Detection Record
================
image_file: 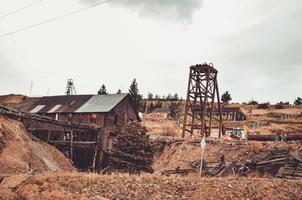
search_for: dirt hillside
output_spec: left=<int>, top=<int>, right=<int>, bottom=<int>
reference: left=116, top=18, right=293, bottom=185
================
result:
left=0, top=115, right=75, bottom=174
left=0, top=94, right=39, bottom=112
left=152, top=138, right=253, bottom=172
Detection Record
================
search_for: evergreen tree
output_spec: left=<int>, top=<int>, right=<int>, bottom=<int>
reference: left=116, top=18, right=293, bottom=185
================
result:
left=166, top=93, right=173, bottom=100
left=169, top=100, right=182, bottom=120
left=98, top=84, right=108, bottom=95
left=294, top=97, right=302, bottom=105
left=248, top=99, right=258, bottom=105
left=173, top=93, right=179, bottom=100
left=147, top=92, right=153, bottom=100
left=221, top=91, right=232, bottom=103
left=128, top=79, right=142, bottom=111
left=108, top=122, right=154, bottom=173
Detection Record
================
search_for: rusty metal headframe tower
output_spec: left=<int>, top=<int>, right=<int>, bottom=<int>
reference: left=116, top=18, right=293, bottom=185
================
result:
left=65, top=79, right=77, bottom=95
left=182, top=63, right=223, bottom=138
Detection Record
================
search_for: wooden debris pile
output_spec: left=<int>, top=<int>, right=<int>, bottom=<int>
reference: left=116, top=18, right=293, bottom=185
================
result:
left=220, top=147, right=302, bottom=179
left=204, top=155, right=226, bottom=176
left=249, top=148, right=289, bottom=175
left=160, top=143, right=302, bottom=179
left=276, top=152, right=302, bottom=179
left=106, top=122, right=154, bottom=173
left=161, top=167, right=197, bottom=176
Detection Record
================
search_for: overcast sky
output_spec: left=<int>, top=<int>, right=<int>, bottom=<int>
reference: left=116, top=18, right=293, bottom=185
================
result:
left=0, top=0, right=301, bottom=103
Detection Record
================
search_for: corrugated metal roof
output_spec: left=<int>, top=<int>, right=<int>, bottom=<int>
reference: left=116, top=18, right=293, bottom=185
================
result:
left=75, top=94, right=128, bottom=113
left=27, top=95, right=93, bottom=113
left=26, top=94, right=129, bottom=114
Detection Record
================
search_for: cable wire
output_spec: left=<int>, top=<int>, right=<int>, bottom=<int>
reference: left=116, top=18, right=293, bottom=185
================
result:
left=0, top=0, right=110, bottom=39
left=0, top=0, right=44, bottom=20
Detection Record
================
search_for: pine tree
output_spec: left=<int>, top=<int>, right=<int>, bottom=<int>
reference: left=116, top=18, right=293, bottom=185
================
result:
left=166, top=93, right=173, bottom=100
left=294, top=97, right=302, bottom=105
left=128, top=79, right=142, bottom=111
left=221, top=91, right=232, bottom=103
left=98, top=84, right=108, bottom=95
left=169, top=100, right=182, bottom=120
left=108, top=122, right=154, bottom=173
left=147, top=92, right=153, bottom=100
left=173, top=93, right=179, bottom=100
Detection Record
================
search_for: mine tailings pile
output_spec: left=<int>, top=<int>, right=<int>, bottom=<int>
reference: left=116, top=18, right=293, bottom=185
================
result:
left=0, top=115, right=75, bottom=173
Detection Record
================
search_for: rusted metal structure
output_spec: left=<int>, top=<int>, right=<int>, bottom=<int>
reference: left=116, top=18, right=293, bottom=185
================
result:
left=182, top=63, right=223, bottom=138
left=65, top=79, right=76, bottom=95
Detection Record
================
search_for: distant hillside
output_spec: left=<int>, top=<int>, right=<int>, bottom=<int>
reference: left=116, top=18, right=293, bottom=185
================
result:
left=0, top=94, right=39, bottom=112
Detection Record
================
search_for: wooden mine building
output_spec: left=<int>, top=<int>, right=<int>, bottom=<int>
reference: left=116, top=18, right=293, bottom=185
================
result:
left=22, top=93, right=139, bottom=170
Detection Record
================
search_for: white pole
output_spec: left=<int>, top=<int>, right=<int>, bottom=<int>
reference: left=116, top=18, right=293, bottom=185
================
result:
left=200, top=148, right=204, bottom=176
left=29, top=80, right=33, bottom=97
left=200, top=136, right=206, bottom=177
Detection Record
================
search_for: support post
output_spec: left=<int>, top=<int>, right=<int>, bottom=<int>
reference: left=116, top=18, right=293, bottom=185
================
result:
left=70, top=130, right=74, bottom=161
left=182, top=68, right=193, bottom=138
left=215, top=77, right=223, bottom=137
left=92, top=129, right=101, bottom=171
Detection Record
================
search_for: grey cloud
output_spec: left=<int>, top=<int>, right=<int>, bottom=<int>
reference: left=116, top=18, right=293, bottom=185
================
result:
left=220, top=4, right=302, bottom=68
left=215, top=6, right=302, bottom=103
left=81, top=0, right=202, bottom=22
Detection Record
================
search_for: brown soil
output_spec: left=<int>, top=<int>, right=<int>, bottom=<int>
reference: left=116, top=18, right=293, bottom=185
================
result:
left=0, top=172, right=301, bottom=200
left=153, top=139, right=254, bottom=172
left=152, top=138, right=302, bottom=175
left=0, top=115, right=75, bottom=174
left=0, top=94, right=39, bottom=112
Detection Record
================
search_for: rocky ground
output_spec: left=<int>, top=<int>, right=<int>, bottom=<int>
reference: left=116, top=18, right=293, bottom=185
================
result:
left=0, top=96, right=302, bottom=199
left=0, top=172, right=302, bottom=200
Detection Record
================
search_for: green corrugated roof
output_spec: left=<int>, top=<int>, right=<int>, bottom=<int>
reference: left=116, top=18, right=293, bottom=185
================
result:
left=75, top=93, right=128, bottom=113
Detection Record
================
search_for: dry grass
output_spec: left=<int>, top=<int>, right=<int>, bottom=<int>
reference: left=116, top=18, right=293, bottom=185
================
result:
left=1, top=172, right=302, bottom=200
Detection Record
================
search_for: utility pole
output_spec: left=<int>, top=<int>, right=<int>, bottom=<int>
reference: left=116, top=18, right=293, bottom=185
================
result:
left=29, top=80, right=33, bottom=96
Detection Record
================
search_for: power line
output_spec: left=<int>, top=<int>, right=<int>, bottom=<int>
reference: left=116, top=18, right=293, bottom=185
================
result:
left=0, top=0, right=110, bottom=39
left=0, top=0, right=44, bottom=20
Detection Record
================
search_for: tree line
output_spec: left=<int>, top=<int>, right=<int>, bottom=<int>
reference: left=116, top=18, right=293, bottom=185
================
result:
left=220, top=91, right=301, bottom=106
left=97, top=82, right=302, bottom=113
left=97, top=79, right=183, bottom=119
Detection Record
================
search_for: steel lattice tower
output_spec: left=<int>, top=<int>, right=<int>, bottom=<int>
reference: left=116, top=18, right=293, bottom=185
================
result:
left=182, top=63, right=223, bottom=138
left=65, top=79, right=77, bottom=95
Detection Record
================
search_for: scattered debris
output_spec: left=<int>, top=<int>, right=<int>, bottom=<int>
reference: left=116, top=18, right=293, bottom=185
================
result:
left=215, top=145, right=302, bottom=179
